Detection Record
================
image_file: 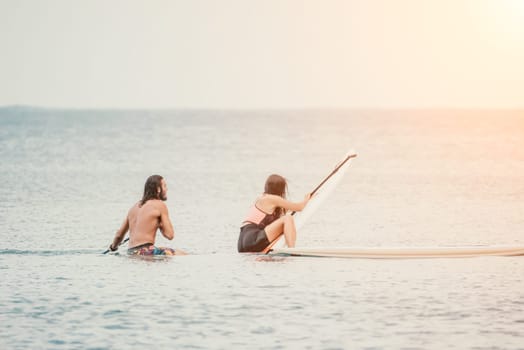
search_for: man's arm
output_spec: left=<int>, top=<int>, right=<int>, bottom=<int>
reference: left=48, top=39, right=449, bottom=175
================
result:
left=109, top=216, right=129, bottom=251
left=158, top=203, right=175, bottom=240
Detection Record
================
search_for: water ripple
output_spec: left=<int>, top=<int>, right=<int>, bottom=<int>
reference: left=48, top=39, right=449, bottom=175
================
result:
left=0, top=249, right=101, bottom=256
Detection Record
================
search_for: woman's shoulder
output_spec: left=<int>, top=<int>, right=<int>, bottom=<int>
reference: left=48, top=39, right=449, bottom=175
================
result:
left=258, top=194, right=284, bottom=204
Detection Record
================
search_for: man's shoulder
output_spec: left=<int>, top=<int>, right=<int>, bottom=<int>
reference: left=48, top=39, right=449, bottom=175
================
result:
left=129, top=201, right=141, bottom=212
left=146, top=199, right=167, bottom=209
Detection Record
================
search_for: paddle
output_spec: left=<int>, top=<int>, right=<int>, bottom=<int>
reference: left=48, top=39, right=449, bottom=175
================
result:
left=262, top=152, right=357, bottom=254
left=102, top=237, right=129, bottom=254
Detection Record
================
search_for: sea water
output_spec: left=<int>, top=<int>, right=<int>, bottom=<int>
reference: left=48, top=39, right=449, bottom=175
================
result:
left=1, top=108, right=523, bottom=349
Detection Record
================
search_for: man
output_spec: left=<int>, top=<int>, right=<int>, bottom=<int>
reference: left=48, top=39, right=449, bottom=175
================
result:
left=109, top=175, right=186, bottom=255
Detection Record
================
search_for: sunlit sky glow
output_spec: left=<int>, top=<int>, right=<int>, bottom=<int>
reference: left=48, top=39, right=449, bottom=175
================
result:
left=0, top=0, right=523, bottom=109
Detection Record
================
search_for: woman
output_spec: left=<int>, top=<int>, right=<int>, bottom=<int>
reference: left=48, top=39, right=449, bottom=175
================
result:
left=238, top=174, right=311, bottom=253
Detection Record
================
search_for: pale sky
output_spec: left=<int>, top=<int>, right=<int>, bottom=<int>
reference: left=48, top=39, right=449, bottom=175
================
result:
left=1, top=0, right=523, bottom=109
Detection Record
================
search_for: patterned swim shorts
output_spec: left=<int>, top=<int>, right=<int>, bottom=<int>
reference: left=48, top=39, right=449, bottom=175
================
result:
left=127, top=243, right=175, bottom=256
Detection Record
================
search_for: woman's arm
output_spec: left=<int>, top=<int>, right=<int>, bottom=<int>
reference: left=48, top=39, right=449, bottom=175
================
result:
left=270, top=193, right=311, bottom=212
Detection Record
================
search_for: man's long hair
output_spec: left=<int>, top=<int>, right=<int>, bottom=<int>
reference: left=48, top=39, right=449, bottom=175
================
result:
left=140, top=175, right=164, bottom=206
left=264, top=174, right=288, bottom=217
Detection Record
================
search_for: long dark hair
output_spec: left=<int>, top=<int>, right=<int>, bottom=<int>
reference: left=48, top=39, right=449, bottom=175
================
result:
left=140, top=175, right=164, bottom=206
left=264, top=174, right=287, bottom=217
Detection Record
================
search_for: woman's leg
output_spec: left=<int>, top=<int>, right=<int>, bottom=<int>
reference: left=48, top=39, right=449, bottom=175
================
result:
left=264, top=214, right=297, bottom=247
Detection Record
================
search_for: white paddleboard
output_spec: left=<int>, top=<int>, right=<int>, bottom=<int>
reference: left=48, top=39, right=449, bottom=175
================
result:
left=272, top=246, right=524, bottom=259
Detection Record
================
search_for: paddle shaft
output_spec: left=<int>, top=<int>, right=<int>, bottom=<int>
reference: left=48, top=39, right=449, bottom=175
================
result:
left=102, top=237, right=129, bottom=254
left=312, top=154, right=357, bottom=193
left=263, top=153, right=357, bottom=254
left=291, top=153, right=356, bottom=215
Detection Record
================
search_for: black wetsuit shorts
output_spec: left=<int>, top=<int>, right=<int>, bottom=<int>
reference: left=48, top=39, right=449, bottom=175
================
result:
left=237, top=224, right=271, bottom=252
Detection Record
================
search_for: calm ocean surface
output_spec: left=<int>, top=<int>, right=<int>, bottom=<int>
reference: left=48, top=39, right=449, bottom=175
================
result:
left=1, top=108, right=523, bottom=349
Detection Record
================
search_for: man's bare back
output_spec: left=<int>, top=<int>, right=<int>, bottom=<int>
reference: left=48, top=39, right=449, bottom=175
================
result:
left=127, top=199, right=173, bottom=248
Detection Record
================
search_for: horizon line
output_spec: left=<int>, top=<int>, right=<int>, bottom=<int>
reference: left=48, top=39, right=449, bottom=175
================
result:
left=1, top=104, right=524, bottom=112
